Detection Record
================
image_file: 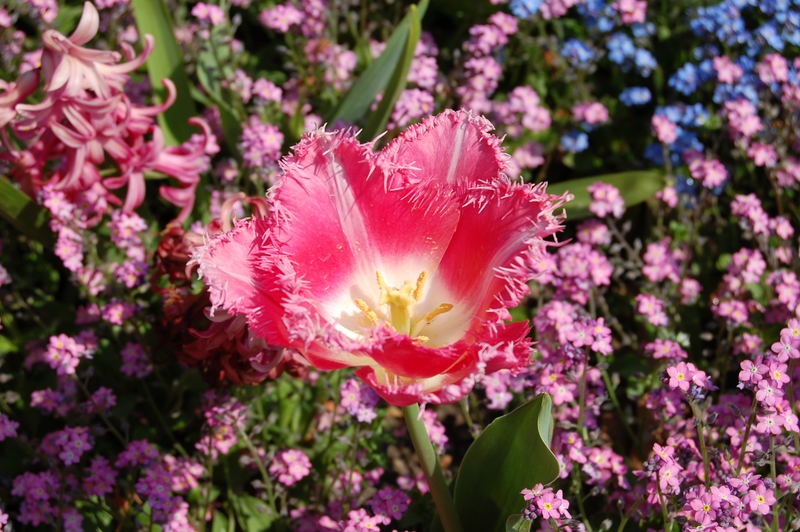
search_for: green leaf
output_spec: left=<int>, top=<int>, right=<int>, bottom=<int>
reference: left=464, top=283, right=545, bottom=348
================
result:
left=329, top=0, right=428, bottom=127
left=547, top=170, right=665, bottom=220
left=506, top=515, right=532, bottom=532
left=359, top=3, right=422, bottom=141
left=454, top=394, right=559, bottom=532
left=0, top=176, right=52, bottom=244
left=54, top=4, right=83, bottom=34
left=232, top=494, right=277, bottom=530
left=131, top=0, right=197, bottom=145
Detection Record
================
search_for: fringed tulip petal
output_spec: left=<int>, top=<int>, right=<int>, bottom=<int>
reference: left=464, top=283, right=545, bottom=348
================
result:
left=193, top=218, right=267, bottom=314
left=378, top=109, right=509, bottom=188
left=197, top=110, right=567, bottom=405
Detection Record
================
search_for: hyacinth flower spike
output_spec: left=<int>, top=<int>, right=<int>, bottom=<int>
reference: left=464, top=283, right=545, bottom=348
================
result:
left=197, top=110, right=568, bottom=406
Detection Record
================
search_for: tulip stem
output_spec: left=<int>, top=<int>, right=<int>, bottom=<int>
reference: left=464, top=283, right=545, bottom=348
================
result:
left=403, top=404, right=463, bottom=532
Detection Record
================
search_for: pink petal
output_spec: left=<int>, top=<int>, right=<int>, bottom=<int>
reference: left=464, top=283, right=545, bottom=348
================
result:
left=378, top=109, right=508, bottom=188
left=437, top=180, right=567, bottom=324
left=193, top=218, right=268, bottom=314
left=362, top=328, right=467, bottom=379
left=70, top=2, right=100, bottom=46
left=272, top=129, right=460, bottom=308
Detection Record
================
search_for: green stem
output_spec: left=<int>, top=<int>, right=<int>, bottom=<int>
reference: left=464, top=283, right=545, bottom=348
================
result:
left=689, top=402, right=711, bottom=489
left=656, top=474, right=672, bottom=531
left=735, top=395, right=758, bottom=476
left=617, top=495, right=644, bottom=532
left=142, top=381, right=188, bottom=457
left=238, top=428, right=278, bottom=515
left=576, top=363, right=589, bottom=442
left=770, top=436, right=779, bottom=532
left=599, top=367, right=638, bottom=445
left=571, top=466, right=594, bottom=532
left=402, top=404, right=463, bottom=532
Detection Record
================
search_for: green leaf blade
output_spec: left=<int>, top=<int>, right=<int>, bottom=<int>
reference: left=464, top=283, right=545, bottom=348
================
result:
left=548, top=169, right=665, bottom=220
left=454, top=393, right=560, bottom=532
left=131, top=0, right=197, bottom=145
left=329, top=0, right=428, bottom=128
left=0, top=176, right=51, bottom=244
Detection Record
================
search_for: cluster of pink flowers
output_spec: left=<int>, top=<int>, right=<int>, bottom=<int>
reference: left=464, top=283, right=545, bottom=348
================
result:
left=520, top=483, right=571, bottom=522
left=340, top=378, right=380, bottom=423
left=196, top=391, right=247, bottom=458
left=0, top=2, right=215, bottom=224
left=587, top=182, right=625, bottom=218
left=457, top=13, right=519, bottom=112
left=270, top=449, right=312, bottom=486
left=41, top=331, right=96, bottom=376
left=239, top=115, right=284, bottom=173
left=651, top=114, right=678, bottom=144
left=572, top=101, right=609, bottom=125
left=713, top=55, right=744, bottom=83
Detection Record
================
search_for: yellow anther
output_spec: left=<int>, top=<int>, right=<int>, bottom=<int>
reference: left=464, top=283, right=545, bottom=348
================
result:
left=422, top=303, right=453, bottom=323
left=354, top=298, right=379, bottom=326
left=413, top=271, right=427, bottom=301
left=415, top=335, right=430, bottom=344
left=376, top=271, right=388, bottom=293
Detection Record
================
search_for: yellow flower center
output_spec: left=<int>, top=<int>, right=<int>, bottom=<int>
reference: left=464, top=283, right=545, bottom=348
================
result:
left=353, top=271, right=453, bottom=342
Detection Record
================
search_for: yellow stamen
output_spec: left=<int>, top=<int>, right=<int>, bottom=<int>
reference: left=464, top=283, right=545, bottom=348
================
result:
left=422, top=303, right=454, bottom=323
left=354, top=298, right=379, bottom=326
left=355, top=270, right=454, bottom=341
left=376, top=271, right=388, bottom=293
left=413, top=271, right=427, bottom=301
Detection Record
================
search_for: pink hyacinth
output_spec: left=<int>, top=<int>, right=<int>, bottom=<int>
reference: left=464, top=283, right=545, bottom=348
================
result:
left=0, top=2, right=213, bottom=222
left=195, top=110, right=568, bottom=405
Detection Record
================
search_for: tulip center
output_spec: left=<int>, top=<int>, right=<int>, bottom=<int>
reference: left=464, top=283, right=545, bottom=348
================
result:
left=353, top=271, right=453, bottom=341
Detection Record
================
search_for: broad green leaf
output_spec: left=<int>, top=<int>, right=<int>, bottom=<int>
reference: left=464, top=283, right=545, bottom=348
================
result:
left=54, top=4, right=83, bottom=33
left=360, top=3, right=422, bottom=141
left=454, top=394, right=560, bottom=532
left=232, top=494, right=277, bottom=530
left=506, top=515, right=532, bottom=532
left=547, top=169, right=665, bottom=220
left=131, top=0, right=197, bottom=145
left=0, top=176, right=51, bottom=243
left=329, top=0, right=429, bottom=127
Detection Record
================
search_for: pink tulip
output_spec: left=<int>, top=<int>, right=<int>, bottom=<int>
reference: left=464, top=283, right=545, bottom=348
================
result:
left=195, top=110, right=568, bottom=404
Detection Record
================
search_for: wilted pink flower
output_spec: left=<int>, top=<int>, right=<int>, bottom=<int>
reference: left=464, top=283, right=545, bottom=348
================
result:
left=196, top=110, right=567, bottom=405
